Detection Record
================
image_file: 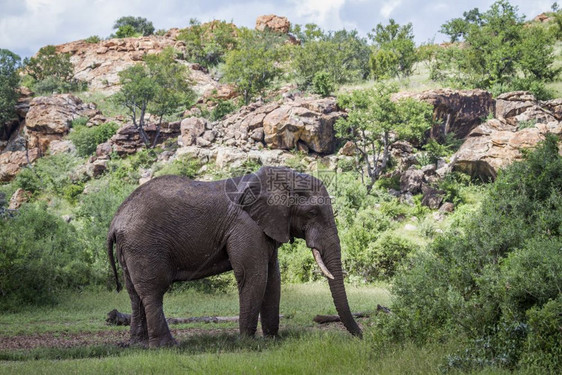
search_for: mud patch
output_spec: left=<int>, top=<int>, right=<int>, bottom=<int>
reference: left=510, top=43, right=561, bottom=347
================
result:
left=0, top=327, right=239, bottom=351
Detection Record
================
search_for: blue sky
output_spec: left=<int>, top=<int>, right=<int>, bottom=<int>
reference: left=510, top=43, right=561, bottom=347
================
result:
left=0, top=0, right=553, bottom=58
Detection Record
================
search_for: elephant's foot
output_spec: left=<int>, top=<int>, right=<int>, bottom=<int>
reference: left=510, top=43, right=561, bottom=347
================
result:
left=129, top=337, right=149, bottom=348
left=148, top=334, right=178, bottom=348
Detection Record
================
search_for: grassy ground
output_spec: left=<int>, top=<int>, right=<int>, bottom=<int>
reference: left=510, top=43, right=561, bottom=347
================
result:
left=0, top=283, right=518, bottom=374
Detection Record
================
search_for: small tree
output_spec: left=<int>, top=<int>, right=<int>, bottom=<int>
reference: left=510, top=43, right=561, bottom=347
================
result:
left=368, top=19, right=417, bottom=79
left=114, top=48, right=194, bottom=147
left=223, top=29, right=286, bottom=104
left=335, top=85, right=433, bottom=190
left=291, top=27, right=370, bottom=89
left=0, top=49, right=20, bottom=125
left=439, top=8, right=482, bottom=42
left=23, top=45, right=84, bottom=94
left=177, top=18, right=239, bottom=68
left=113, top=16, right=154, bottom=37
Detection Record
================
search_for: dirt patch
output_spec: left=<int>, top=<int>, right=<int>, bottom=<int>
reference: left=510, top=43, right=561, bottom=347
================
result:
left=0, top=327, right=239, bottom=351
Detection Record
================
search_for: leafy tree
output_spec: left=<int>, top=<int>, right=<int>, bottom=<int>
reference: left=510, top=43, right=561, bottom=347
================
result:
left=24, top=45, right=73, bottom=82
left=23, top=45, right=85, bottom=94
left=433, top=0, right=558, bottom=98
left=113, top=16, right=154, bottom=37
left=177, top=18, right=239, bottom=68
left=369, top=19, right=417, bottom=79
left=223, top=29, right=286, bottom=104
left=335, top=85, right=433, bottom=190
left=291, top=27, right=370, bottom=89
left=114, top=48, right=195, bottom=147
left=289, top=23, right=324, bottom=43
left=115, top=25, right=140, bottom=38
left=439, top=8, right=482, bottom=42
left=0, top=49, right=20, bottom=125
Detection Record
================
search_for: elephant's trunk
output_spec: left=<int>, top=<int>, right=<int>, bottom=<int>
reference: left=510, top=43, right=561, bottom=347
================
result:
left=319, top=236, right=362, bottom=338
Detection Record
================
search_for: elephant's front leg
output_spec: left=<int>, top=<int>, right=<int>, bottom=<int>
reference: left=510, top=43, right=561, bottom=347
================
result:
left=227, top=235, right=269, bottom=337
left=260, top=254, right=281, bottom=337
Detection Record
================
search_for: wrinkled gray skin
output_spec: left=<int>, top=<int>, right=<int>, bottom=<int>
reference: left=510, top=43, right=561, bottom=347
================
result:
left=107, top=166, right=362, bottom=348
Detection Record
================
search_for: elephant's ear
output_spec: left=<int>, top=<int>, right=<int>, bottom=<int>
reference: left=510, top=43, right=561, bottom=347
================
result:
left=240, top=166, right=292, bottom=244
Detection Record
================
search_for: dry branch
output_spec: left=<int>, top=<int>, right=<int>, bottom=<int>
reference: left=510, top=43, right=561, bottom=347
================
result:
left=106, top=309, right=283, bottom=326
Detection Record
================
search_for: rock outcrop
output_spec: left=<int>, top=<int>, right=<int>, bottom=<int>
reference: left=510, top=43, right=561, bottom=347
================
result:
left=393, top=89, right=494, bottom=139
left=54, top=35, right=226, bottom=96
left=453, top=92, right=562, bottom=179
left=25, top=94, right=101, bottom=152
left=255, top=15, right=290, bottom=33
left=55, top=36, right=184, bottom=94
left=111, top=121, right=181, bottom=155
left=0, top=148, right=40, bottom=182
left=217, top=96, right=343, bottom=154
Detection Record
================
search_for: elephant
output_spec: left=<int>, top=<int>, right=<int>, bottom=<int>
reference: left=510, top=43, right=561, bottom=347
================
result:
left=107, top=166, right=362, bottom=348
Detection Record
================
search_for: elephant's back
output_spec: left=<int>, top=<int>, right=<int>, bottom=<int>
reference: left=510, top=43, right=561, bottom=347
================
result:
left=110, top=175, right=229, bottom=233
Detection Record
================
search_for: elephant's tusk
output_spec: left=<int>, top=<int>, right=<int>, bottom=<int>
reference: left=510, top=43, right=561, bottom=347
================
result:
left=312, top=249, right=334, bottom=280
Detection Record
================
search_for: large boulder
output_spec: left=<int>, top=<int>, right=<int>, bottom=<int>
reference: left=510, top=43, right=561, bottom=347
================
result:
left=179, top=117, right=208, bottom=146
left=0, top=148, right=41, bottom=182
left=495, top=91, right=557, bottom=126
left=453, top=118, right=562, bottom=180
left=392, top=89, right=494, bottom=139
left=255, top=15, right=290, bottom=33
left=25, top=94, right=101, bottom=152
left=214, top=96, right=343, bottom=154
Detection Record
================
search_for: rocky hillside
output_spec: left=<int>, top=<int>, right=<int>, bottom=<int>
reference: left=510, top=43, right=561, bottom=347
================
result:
left=2, top=14, right=562, bottom=205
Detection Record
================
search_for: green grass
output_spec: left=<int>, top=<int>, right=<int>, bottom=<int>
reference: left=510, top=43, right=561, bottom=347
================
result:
left=0, top=284, right=523, bottom=374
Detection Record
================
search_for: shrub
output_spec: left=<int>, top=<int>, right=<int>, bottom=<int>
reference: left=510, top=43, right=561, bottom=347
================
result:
left=177, top=19, right=239, bottom=68
left=521, top=296, right=562, bottom=372
left=68, top=121, right=118, bottom=157
left=0, top=203, right=92, bottom=309
left=113, top=16, right=154, bottom=37
left=210, top=100, right=237, bottom=121
left=23, top=45, right=86, bottom=94
left=76, top=180, right=137, bottom=283
left=291, top=28, right=370, bottom=89
left=153, top=155, right=201, bottom=178
left=381, top=136, right=562, bottom=371
left=311, top=71, right=335, bottom=97
left=14, top=153, right=83, bottom=196
left=84, top=35, right=101, bottom=43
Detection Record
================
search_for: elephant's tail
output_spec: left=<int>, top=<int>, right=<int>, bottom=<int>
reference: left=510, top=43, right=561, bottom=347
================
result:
left=107, top=229, right=122, bottom=292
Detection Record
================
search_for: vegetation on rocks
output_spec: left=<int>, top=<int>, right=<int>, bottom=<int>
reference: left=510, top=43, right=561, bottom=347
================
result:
left=0, top=49, right=20, bottom=125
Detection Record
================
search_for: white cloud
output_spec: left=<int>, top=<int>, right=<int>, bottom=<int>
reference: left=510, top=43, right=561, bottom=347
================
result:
left=380, top=0, right=402, bottom=18
left=289, top=0, right=347, bottom=28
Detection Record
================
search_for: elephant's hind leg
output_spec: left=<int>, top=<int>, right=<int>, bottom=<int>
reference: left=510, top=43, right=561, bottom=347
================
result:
left=124, top=269, right=149, bottom=346
left=141, top=291, right=177, bottom=348
left=125, top=254, right=176, bottom=348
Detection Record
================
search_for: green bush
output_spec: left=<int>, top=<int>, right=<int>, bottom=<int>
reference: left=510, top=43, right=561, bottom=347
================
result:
left=210, top=100, right=237, bottom=121
left=311, top=71, right=335, bottom=97
left=76, top=180, right=137, bottom=282
left=0, top=203, right=92, bottom=310
left=381, top=135, right=562, bottom=371
left=68, top=121, right=118, bottom=157
left=153, top=155, right=201, bottom=178
left=521, top=296, right=562, bottom=372
left=14, top=153, right=83, bottom=196
left=84, top=35, right=101, bottom=43
left=23, top=45, right=86, bottom=94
